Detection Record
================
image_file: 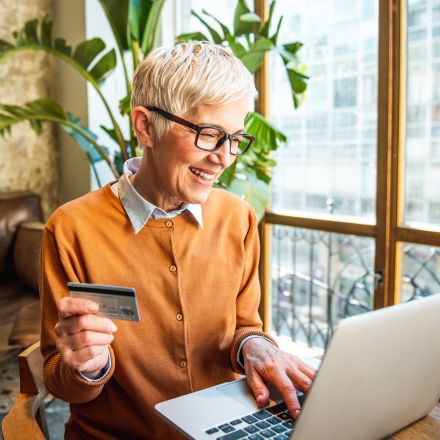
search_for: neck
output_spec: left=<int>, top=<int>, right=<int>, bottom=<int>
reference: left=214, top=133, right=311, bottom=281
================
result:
left=132, top=155, right=182, bottom=212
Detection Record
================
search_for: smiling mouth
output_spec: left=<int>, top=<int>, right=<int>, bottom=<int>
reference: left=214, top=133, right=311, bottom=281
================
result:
left=189, top=167, right=216, bottom=182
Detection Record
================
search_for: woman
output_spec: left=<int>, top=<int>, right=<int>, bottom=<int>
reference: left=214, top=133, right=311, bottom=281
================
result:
left=40, top=42, right=315, bottom=439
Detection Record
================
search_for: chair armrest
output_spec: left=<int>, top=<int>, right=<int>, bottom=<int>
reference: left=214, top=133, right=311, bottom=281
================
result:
left=2, top=393, right=47, bottom=440
left=1, top=342, right=49, bottom=439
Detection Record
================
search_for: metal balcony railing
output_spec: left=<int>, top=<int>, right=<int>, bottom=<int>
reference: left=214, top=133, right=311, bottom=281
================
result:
left=270, top=225, right=440, bottom=349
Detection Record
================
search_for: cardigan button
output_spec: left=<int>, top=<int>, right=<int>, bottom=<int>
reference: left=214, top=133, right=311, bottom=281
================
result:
left=179, top=360, right=187, bottom=368
left=169, top=265, right=177, bottom=272
left=176, top=313, right=183, bottom=321
left=165, top=220, right=173, bottom=227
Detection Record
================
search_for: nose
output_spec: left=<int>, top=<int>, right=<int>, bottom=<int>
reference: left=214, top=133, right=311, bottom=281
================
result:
left=207, top=137, right=235, bottom=168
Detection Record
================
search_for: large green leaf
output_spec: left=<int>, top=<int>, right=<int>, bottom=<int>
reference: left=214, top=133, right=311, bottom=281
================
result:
left=201, top=9, right=231, bottom=39
left=270, top=16, right=283, bottom=45
left=129, top=0, right=152, bottom=43
left=233, top=0, right=254, bottom=36
left=73, top=38, right=106, bottom=70
left=191, top=10, right=222, bottom=44
left=89, top=49, right=117, bottom=84
left=0, top=99, right=65, bottom=135
left=245, top=111, right=287, bottom=153
left=279, top=42, right=303, bottom=62
left=240, top=50, right=266, bottom=73
left=140, top=0, right=166, bottom=55
left=65, top=114, right=109, bottom=163
left=227, top=165, right=269, bottom=221
left=119, top=94, right=132, bottom=115
left=0, top=99, right=117, bottom=175
left=275, top=43, right=309, bottom=108
left=238, top=37, right=273, bottom=73
left=98, top=0, right=130, bottom=52
left=226, top=35, right=247, bottom=58
left=0, top=16, right=116, bottom=86
left=260, top=0, right=276, bottom=38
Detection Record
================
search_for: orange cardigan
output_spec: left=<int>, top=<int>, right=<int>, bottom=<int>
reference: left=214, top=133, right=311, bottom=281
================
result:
left=40, top=184, right=275, bottom=439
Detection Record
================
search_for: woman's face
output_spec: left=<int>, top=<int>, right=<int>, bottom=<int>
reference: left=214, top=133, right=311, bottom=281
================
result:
left=140, top=99, right=250, bottom=211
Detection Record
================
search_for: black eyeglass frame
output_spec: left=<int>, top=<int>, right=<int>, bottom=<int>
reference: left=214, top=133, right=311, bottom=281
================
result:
left=146, top=106, right=255, bottom=156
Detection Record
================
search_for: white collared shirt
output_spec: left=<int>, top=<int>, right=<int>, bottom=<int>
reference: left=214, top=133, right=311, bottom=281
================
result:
left=110, top=157, right=203, bottom=233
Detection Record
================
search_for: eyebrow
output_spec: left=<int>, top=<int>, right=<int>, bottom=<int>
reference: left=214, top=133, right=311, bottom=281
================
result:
left=196, top=122, right=246, bottom=134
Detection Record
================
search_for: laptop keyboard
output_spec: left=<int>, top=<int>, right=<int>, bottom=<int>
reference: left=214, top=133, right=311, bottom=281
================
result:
left=204, top=398, right=302, bottom=440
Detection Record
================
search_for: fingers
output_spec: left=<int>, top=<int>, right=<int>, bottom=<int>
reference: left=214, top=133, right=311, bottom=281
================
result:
left=246, top=370, right=270, bottom=407
left=298, top=361, right=317, bottom=381
left=55, top=297, right=117, bottom=375
left=56, top=313, right=116, bottom=336
left=60, top=330, right=114, bottom=350
left=268, top=371, right=302, bottom=419
left=58, top=296, right=99, bottom=318
left=286, top=367, right=313, bottom=393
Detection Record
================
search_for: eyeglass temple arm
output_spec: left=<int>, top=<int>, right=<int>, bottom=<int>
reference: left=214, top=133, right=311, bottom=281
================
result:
left=146, top=106, right=200, bottom=132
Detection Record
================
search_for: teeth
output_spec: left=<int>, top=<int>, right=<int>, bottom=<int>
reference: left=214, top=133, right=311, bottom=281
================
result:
left=190, top=167, right=215, bottom=181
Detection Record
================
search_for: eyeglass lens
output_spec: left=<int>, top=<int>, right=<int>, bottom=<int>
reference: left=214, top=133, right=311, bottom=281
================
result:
left=197, top=127, right=250, bottom=155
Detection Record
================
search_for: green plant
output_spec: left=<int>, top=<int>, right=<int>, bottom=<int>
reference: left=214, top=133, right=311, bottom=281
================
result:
left=0, top=0, right=165, bottom=179
left=177, top=0, right=308, bottom=217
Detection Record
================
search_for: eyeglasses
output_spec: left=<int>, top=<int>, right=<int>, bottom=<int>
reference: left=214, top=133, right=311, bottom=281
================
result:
left=146, top=106, right=255, bottom=156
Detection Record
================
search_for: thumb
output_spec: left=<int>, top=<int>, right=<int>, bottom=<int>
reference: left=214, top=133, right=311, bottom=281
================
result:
left=246, top=370, right=270, bottom=407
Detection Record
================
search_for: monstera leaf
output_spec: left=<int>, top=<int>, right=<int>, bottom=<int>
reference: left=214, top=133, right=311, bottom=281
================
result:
left=0, top=17, right=116, bottom=85
left=0, top=16, right=129, bottom=159
left=0, top=99, right=118, bottom=177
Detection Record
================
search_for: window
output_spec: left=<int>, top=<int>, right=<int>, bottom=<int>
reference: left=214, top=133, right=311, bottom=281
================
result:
left=263, top=0, right=440, bottom=348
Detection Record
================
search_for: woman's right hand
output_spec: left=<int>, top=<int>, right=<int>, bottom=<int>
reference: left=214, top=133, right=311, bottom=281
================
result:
left=55, top=297, right=117, bottom=378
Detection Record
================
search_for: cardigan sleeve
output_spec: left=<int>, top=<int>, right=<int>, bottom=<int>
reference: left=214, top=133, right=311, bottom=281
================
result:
left=39, top=226, right=115, bottom=404
left=229, top=209, right=279, bottom=373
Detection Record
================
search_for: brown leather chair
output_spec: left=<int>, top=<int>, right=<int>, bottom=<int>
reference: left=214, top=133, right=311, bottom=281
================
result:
left=0, top=192, right=44, bottom=347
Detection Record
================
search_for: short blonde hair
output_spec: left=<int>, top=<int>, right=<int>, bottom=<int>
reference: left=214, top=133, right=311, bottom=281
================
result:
left=131, top=41, right=258, bottom=140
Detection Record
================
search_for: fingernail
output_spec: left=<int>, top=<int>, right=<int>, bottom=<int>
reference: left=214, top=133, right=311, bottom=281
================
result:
left=257, top=395, right=263, bottom=406
left=88, top=303, right=99, bottom=312
left=111, top=324, right=117, bottom=332
left=295, top=409, right=301, bottom=419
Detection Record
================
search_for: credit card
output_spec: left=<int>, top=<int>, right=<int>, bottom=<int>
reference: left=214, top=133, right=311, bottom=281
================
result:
left=67, top=282, right=141, bottom=321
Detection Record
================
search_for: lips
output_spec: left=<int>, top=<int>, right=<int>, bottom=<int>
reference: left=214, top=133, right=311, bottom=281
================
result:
left=189, top=166, right=216, bottom=182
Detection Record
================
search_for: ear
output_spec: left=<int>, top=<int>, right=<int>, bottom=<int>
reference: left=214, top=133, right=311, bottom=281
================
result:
left=131, top=106, right=155, bottom=149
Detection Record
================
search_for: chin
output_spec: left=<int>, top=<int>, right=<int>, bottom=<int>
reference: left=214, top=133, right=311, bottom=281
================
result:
left=185, top=188, right=212, bottom=205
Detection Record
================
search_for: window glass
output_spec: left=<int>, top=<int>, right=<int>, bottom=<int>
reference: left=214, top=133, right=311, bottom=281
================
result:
left=269, top=1, right=379, bottom=222
left=404, top=0, right=440, bottom=230
left=400, top=243, right=440, bottom=301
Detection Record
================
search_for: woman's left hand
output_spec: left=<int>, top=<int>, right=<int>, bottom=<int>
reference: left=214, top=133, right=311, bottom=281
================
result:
left=242, top=338, right=317, bottom=420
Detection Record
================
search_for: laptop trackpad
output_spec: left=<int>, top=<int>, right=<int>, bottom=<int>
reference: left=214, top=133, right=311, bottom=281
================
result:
left=217, top=379, right=283, bottom=409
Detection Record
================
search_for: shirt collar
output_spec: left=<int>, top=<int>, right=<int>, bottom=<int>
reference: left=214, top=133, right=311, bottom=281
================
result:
left=118, top=157, right=203, bottom=234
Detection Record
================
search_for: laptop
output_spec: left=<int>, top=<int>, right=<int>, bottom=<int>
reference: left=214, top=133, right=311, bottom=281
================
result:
left=156, top=294, right=440, bottom=440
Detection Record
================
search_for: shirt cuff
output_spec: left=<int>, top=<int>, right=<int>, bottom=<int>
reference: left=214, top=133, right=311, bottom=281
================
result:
left=79, top=350, right=111, bottom=382
left=236, top=335, right=277, bottom=369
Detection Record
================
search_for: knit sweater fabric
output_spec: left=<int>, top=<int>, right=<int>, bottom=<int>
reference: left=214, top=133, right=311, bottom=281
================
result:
left=40, top=183, right=277, bottom=439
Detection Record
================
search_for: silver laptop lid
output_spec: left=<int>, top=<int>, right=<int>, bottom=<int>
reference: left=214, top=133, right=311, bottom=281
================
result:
left=292, top=293, right=440, bottom=440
